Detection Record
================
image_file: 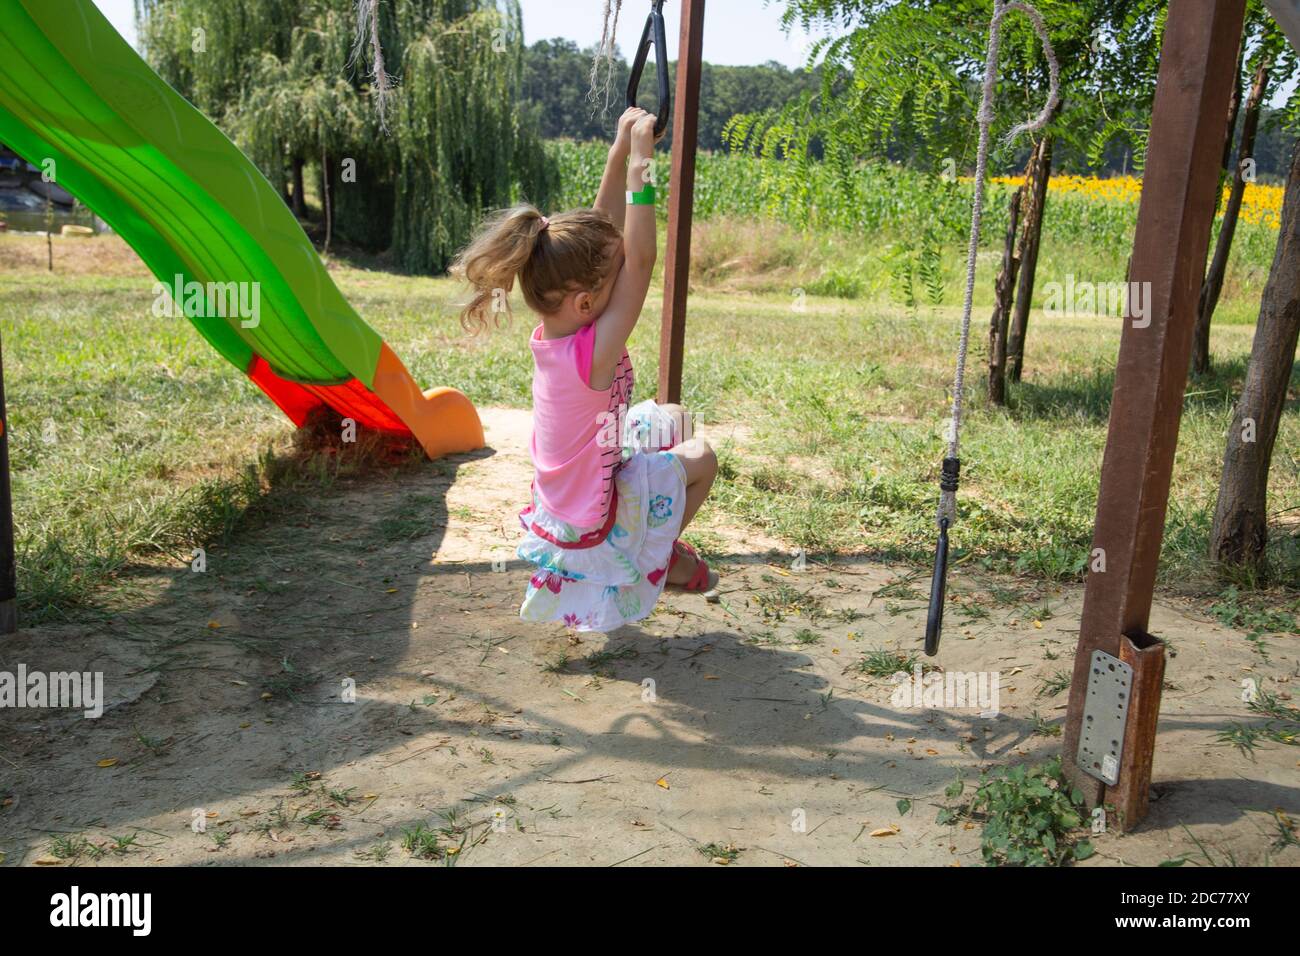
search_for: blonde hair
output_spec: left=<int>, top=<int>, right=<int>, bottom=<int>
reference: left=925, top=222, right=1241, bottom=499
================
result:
left=450, top=204, right=622, bottom=333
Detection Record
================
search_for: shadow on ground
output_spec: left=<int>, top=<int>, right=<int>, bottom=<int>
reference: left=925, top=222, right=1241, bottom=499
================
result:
left=1, top=409, right=1296, bottom=867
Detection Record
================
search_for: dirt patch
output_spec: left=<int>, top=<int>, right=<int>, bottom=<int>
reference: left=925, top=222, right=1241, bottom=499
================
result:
left=0, top=233, right=149, bottom=276
left=0, top=407, right=1296, bottom=867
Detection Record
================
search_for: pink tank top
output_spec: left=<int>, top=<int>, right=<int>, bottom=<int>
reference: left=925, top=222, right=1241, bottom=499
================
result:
left=529, top=318, right=634, bottom=526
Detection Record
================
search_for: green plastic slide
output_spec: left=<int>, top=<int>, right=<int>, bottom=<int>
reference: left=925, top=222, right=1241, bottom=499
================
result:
left=0, top=0, right=483, bottom=459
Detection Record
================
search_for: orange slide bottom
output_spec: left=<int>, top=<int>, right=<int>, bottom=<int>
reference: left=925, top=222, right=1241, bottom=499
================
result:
left=371, top=343, right=485, bottom=460
left=246, top=344, right=485, bottom=461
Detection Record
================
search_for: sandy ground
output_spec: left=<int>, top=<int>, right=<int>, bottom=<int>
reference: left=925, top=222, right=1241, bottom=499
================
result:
left=0, top=408, right=1296, bottom=867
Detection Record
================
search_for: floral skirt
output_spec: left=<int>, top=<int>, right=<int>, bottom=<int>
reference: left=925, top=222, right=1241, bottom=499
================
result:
left=517, top=401, right=686, bottom=632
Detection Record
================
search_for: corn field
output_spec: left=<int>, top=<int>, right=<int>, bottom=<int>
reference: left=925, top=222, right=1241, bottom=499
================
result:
left=542, top=140, right=1281, bottom=323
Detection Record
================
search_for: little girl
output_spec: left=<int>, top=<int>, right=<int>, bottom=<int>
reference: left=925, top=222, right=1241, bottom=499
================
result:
left=451, top=107, right=719, bottom=632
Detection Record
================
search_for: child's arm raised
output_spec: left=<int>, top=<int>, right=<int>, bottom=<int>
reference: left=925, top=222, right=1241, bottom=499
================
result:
left=592, top=113, right=659, bottom=377
left=594, top=108, right=645, bottom=233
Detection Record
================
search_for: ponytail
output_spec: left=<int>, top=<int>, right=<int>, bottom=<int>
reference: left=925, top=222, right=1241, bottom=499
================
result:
left=450, top=205, right=549, bottom=334
left=450, top=204, right=622, bottom=334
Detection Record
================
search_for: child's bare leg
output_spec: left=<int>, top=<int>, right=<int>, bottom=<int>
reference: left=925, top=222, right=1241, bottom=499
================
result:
left=665, top=437, right=717, bottom=585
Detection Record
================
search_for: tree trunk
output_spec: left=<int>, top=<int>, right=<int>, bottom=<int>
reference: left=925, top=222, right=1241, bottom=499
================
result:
left=1215, top=40, right=1244, bottom=201
left=44, top=193, right=52, bottom=272
left=321, top=147, right=333, bottom=255
left=988, top=187, right=1023, bottom=406
left=1209, top=139, right=1300, bottom=567
left=1006, top=135, right=1053, bottom=384
left=1192, top=56, right=1269, bottom=376
left=292, top=156, right=306, bottom=218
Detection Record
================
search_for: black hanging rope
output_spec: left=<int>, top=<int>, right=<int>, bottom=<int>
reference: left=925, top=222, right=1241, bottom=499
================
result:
left=924, top=457, right=960, bottom=656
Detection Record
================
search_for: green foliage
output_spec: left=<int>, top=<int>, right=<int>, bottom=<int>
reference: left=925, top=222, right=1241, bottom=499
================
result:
left=1218, top=680, right=1300, bottom=756
left=938, top=757, right=1096, bottom=866
left=137, top=0, right=553, bottom=272
left=857, top=648, right=918, bottom=677
left=1210, top=586, right=1299, bottom=639
left=730, top=0, right=1106, bottom=174
left=401, top=823, right=445, bottom=860
left=522, top=39, right=820, bottom=152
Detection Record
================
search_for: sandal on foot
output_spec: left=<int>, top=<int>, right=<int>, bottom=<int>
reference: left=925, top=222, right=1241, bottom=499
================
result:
left=666, top=540, right=719, bottom=595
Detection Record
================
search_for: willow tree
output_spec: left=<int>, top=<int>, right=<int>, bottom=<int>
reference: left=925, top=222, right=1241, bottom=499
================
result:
left=235, top=9, right=368, bottom=226
left=391, top=0, right=554, bottom=272
left=136, top=0, right=552, bottom=272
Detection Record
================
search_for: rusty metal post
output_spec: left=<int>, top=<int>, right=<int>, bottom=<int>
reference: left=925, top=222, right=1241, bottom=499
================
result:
left=1061, top=0, right=1245, bottom=828
left=657, top=0, right=705, bottom=405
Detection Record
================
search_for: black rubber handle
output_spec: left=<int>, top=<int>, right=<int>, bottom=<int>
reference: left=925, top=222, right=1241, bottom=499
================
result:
left=924, top=516, right=950, bottom=657
left=626, top=0, right=671, bottom=138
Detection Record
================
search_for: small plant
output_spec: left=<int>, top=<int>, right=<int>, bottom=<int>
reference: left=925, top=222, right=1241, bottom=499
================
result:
left=1250, top=687, right=1300, bottom=722
left=1218, top=721, right=1296, bottom=756
left=289, top=771, right=319, bottom=794
left=1270, top=810, right=1298, bottom=852
left=805, top=265, right=865, bottom=299
left=874, top=578, right=924, bottom=602
left=1163, top=824, right=1240, bottom=867
left=583, top=646, right=637, bottom=673
left=754, top=580, right=825, bottom=622
left=1217, top=723, right=1264, bottom=757
left=401, top=824, right=444, bottom=861
left=956, top=602, right=990, bottom=622
left=328, top=787, right=357, bottom=808
left=49, top=834, right=95, bottom=861
left=134, top=729, right=167, bottom=756
left=857, top=647, right=918, bottom=677
left=792, top=628, right=822, bottom=646
left=1210, top=587, right=1298, bottom=663
left=937, top=757, right=1095, bottom=866
left=249, top=801, right=293, bottom=837
left=1217, top=683, right=1300, bottom=757
left=698, top=842, right=742, bottom=865
left=264, top=657, right=316, bottom=701
left=108, top=833, right=140, bottom=855
left=1036, top=670, right=1071, bottom=698
left=1030, top=711, right=1062, bottom=737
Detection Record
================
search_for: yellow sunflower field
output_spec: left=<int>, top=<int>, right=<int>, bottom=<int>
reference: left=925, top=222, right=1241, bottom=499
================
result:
left=990, top=174, right=1284, bottom=229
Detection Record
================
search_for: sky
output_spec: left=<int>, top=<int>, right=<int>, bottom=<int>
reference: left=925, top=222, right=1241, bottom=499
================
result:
left=517, top=0, right=824, bottom=67
left=90, top=0, right=825, bottom=68
left=86, top=0, right=1298, bottom=106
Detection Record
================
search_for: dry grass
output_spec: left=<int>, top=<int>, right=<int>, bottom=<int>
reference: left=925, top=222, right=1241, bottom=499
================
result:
left=0, top=232, right=150, bottom=276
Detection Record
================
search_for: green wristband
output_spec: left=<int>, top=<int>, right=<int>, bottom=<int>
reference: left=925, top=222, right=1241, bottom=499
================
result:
left=626, top=184, right=656, bottom=205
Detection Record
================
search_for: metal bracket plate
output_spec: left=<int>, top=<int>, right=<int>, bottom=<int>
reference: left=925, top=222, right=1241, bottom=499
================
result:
left=1077, top=650, right=1133, bottom=786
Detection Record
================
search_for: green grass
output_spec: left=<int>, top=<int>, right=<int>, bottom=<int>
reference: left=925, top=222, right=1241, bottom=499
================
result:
left=857, top=648, right=918, bottom=677
left=1, top=218, right=1296, bottom=623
